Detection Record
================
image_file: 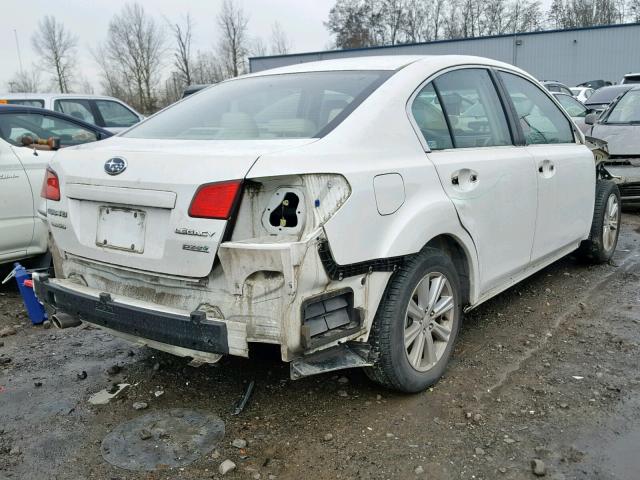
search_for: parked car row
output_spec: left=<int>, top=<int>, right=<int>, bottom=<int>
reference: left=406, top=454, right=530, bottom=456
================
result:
left=0, top=93, right=143, bottom=134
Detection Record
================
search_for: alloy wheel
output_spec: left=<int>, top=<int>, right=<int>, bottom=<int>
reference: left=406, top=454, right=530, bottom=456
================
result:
left=603, top=193, right=619, bottom=252
left=403, top=272, right=455, bottom=372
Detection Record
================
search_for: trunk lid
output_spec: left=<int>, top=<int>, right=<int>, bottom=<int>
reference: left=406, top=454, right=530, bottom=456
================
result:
left=49, top=137, right=314, bottom=277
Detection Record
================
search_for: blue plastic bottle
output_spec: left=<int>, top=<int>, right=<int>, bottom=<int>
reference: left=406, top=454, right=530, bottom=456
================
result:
left=13, top=263, right=48, bottom=325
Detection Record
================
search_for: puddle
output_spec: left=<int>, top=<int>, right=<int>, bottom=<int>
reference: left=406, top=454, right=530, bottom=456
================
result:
left=101, top=408, right=224, bottom=471
left=602, top=428, right=640, bottom=480
left=88, top=383, right=130, bottom=405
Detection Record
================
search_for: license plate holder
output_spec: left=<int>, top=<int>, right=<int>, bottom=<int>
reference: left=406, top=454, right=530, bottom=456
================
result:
left=96, top=207, right=146, bottom=253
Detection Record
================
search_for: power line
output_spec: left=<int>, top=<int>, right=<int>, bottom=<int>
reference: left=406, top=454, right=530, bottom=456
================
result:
left=14, top=29, right=24, bottom=74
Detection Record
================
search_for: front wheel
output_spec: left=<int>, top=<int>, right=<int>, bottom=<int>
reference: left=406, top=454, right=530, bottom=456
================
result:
left=578, top=180, right=621, bottom=263
left=365, top=248, right=462, bottom=393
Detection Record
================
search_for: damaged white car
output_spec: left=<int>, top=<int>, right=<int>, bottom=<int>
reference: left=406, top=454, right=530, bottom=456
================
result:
left=35, top=56, right=620, bottom=392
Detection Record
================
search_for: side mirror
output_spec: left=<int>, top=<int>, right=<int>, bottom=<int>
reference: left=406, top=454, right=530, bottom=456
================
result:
left=585, top=113, right=597, bottom=125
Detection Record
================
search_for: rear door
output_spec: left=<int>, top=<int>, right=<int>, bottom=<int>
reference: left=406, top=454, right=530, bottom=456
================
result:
left=499, top=71, right=594, bottom=262
left=0, top=138, right=33, bottom=260
left=411, top=67, right=538, bottom=293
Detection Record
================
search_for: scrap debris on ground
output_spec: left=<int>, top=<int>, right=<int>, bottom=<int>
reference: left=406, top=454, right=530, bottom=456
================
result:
left=0, top=212, right=639, bottom=479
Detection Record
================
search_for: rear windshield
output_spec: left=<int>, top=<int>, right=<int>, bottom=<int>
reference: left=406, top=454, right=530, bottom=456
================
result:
left=586, top=87, right=631, bottom=105
left=124, top=71, right=390, bottom=140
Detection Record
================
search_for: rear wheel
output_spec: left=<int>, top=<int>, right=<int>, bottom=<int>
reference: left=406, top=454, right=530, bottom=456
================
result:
left=578, top=180, right=621, bottom=263
left=365, top=248, right=462, bottom=393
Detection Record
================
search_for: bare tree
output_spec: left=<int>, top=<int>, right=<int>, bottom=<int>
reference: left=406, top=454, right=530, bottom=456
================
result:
left=270, top=21, right=291, bottom=54
left=217, top=0, right=250, bottom=78
left=403, top=0, right=431, bottom=42
left=251, top=37, right=268, bottom=57
left=31, top=16, right=77, bottom=93
left=432, top=0, right=446, bottom=39
left=6, top=67, right=41, bottom=93
left=170, top=14, right=194, bottom=87
left=192, top=51, right=225, bottom=84
left=77, top=77, right=95, bottom=94
left=326, top=0, right=372, bottom=48
left=98, top=3, right=165, bottom=113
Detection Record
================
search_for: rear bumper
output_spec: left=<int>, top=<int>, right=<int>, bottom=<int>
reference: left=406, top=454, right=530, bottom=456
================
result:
left=33, top=274, right=230, bottom=356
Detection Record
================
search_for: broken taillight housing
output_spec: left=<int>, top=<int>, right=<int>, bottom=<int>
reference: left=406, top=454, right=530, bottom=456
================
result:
left=41, top=168, right=60, bottom=201
left=189, top=180, right=243, bottom=219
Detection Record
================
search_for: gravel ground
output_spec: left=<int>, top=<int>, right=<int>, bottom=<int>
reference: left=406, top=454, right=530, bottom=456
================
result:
left=1, top=212, right=639, bottom=480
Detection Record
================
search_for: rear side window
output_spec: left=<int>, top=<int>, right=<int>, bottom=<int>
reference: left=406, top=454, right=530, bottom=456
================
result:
left=124, top=71, right=391, bottom=140
left=5, top=99, right=44, bottom=108
left=94, top=100, right=139, bottom=128
left=499, top=72, right=574, bottom=145
left=0, top=113, right=97, bottom=147
left=54, top=99, right=96, bottom=124
left=411, top=84, right=453, bottom=150
left=411, top=68, right=511, bottom=150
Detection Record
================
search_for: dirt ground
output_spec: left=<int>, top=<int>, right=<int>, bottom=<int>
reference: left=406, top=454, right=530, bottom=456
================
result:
left=1, top=212, right=640, bottom=480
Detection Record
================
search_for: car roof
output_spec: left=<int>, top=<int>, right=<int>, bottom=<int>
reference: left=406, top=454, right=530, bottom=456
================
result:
left=0, top=92, right=124, bottom=101
left=0, top=104, right=113, bottom=136
left=243, top=55, right=522, bottom=77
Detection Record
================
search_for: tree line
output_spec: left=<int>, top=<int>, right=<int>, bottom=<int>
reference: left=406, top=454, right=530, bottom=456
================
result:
left=326, top=0, right=640, bottom=48
left=6, top=0, right=639, bottom=114
left=6, top=1, right=290, bottom=114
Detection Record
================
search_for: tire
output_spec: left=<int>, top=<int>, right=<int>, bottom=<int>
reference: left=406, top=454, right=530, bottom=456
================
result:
left=365, top=247, right=462, bottom=393
left=578, top=180, right=621, bottom=264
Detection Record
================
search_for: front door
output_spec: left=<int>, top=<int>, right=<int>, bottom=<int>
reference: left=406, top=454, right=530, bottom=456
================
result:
left=498, top=71, right=594, bottom=261
left=411, top=68, right=539, bottom=294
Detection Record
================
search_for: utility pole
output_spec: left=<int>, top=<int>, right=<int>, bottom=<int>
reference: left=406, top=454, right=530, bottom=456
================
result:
left=14, top=29, right=24, bottom=74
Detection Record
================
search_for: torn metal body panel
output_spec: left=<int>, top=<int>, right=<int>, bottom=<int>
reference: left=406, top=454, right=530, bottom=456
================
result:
left=587, top=132, right=640, bottom=202
left=37, top=172, right=389, bottom=365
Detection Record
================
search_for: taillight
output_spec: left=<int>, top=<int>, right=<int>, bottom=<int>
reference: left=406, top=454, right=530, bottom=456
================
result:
left=188, top=180, right=242, bottom=219
left=41, top=168, right=60, bottom=201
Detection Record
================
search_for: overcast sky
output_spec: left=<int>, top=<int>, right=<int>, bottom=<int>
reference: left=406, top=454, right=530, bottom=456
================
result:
left=0, top=0, right=334, bottom=92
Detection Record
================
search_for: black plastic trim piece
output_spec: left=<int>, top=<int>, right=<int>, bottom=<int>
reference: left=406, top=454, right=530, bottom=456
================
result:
left=317, top=240, right=406, bottom=280
left=36, top=280, right=229, bottom=354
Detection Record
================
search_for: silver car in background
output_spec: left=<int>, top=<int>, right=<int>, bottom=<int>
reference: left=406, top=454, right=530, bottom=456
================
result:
left=586, top=86, right=640, bottom=203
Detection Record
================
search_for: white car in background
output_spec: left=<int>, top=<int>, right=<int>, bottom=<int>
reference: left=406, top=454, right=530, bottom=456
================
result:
left=0, top=105, right=111, bottom=265
left=0, top=93, right=143, bottom=134
left=35, top=55, right=619, bottom=393
left=570, top=87, right=594, bottom=103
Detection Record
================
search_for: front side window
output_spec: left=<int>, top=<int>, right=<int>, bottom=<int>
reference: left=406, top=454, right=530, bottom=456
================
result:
left=411, top=69, right=511, bottom=149
left=124, top=71, right=390, bottom=140
left=94, top=100, right=139, bottom=128
left=604, top=90, right=640, bottom=124
left=555, top=94, right=587, bottom=118
left=0, top=113, right=97, bottom=147
left=54, top=99, right=96, bottom=124
left=500, top=72, right=574, bottom=145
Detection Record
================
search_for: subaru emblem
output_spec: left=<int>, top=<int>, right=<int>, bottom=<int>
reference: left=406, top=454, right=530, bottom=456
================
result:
left=104, top=157, right=127, bottom=176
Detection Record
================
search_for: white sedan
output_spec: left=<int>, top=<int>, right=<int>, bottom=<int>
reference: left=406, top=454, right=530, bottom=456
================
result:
left=35, top=55, right=619, bottom=392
